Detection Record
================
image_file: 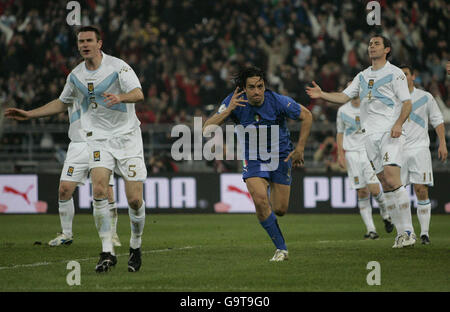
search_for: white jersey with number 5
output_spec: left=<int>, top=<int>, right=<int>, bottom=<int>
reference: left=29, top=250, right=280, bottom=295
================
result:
left=403, top=87, right=443, bottom=149
left=343, top=61, right=411, bottom=135
left=59, top=51, right=142, bottom=140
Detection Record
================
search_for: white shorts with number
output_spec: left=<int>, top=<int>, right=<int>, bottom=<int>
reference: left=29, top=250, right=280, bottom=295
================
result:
left=364, top=132, right=404, bottom=174
left=88, top=128, right=147, bottom=182
left=401, top=147, right=433, bottom=186
left=60, top=142, right=115, bottom=185
left=345, top=150, right=379, bottom=189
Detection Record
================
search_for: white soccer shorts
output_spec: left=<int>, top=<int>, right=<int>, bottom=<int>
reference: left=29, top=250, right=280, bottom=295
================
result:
left=87, top=128, right=147, bottom=182
left=345, top=150, right=379, bottom=189
left=401, top=147, right=433, bottom=186
left=364, top=131, right=405, bottom=174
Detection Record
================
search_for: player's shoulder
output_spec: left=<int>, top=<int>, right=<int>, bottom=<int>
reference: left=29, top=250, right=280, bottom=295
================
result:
left=413, top=87, right=432, bottom=99
left=388, top=62, right=407, bottom=78
left=266, top=89, right=295, bottom=105
left=103, top=53, right=131, bottom=71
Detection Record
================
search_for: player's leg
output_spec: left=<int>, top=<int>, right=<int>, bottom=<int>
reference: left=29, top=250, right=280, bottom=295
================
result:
left=48, top=180, right=78, bottom=246
left=269, top=182, right=290, bottom=217
left=357, top=187, right=378, bottom=239
left=414, top=184, right=431, bottom=244
left=367, top=183, right=393, bottom=233
left=246, top=177, right=288, bottom=261
left=107, top=177, right=121, bottom=247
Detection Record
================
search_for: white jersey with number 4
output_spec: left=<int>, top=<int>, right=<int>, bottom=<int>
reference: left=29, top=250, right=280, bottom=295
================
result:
left=343, top=61, right=411, bottom=135
left=59, top=51, right=142, bottom=140
left=403, top=87, right=443, bottom=149
left=336, top=101, right=365, bottom=152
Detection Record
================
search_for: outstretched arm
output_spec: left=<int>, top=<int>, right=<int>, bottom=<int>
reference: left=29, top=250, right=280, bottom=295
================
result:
left=4, top=98, right=67, bottom=121
left=306, top=81, right=350, bottom=104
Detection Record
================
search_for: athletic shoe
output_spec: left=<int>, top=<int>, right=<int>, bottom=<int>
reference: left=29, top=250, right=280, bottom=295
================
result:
left=420, top=235, right=430, bottom=245
left=128, top=247, right=142, bottom=272
left=392, top=235, right=403, bottom=248
left=364, top=231, right=379, bottom=240
left=48, top=233, right=73, bottom=247
left=400, top=231, right=416, bottom=248
left=95, top=252, right=117, bottom=273
left=383, top=218, right=394, bottom=233
left=112, top=233, right=122, bottom=247
left=269, top=249, right=289, bottom=262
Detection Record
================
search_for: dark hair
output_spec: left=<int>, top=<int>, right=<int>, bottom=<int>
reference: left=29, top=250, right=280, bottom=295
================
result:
left=77, top=26, right=101, bottom=41
left=399, top=64, right=413, bottom=74
left=233, top=66, right=266, bottom=89
left=370, top=35, right=392, bottom=59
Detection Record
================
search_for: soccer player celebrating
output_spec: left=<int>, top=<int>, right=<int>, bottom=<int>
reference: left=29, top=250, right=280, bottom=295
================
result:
left=399, top=65, right=448, bottom=245
left=203, top=66, right=312, bottom=261
left=307, top=35, right=416, bottom=248
left=4, top=100, right=121, bottom=248
left=336, top=96, right=393, bottom=239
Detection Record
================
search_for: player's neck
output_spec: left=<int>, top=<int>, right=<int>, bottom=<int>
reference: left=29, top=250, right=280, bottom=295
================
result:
left=371, top=58, right=387, bottom=71
left=85, top=51, right=103, bottom=71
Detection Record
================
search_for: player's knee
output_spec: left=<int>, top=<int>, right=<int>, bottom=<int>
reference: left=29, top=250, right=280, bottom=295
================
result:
left=92, top=184, right=108, bottom=199
left=414, top=185, right=428, bottom=200
left=273, top=203, right=288, bottom=216
left=357, top=188, right=369, bottom=199
left=58, top=184, right=73, bottom=201
left=128, top=198, right=142, bottom=210
left=274, top=208, right=286, bottom=217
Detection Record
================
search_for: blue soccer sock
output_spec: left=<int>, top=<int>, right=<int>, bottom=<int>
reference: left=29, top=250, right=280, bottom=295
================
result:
left=260, top=211, right=287, bottom=251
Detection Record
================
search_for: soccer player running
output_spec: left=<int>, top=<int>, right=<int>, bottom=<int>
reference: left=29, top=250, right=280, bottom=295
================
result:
left=336, top=96, right=393, bottom=239
left=203, top=66, right=312, bottom=261
left=4, top=101, right=121, bottom=248
left=399, top=65, right=448, bottom=245
left=307, top=35, right=416, bottom=248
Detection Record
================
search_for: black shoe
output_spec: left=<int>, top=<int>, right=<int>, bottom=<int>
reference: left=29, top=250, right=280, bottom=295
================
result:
left=95, top=252, right=117, bottom=273
left=383, top=218, right=394, bottom=233
left=420, top=235, right=430, bottom=245
left=364, top=231, right=379, bottom=240
left=128, top=248, right=142, bottom=272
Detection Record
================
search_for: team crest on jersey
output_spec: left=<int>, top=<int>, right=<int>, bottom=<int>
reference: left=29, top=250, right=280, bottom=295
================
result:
left=93, top=151, right=101, bottom=161
left=254, top=114, right=261, bottom=122
left=354, top=176, right=359, bottom=185
left=368, top=79, right=374, bottom=89
left=88, top=83, right=97, bottom=108
left=67, top=166, right=74, bottom=177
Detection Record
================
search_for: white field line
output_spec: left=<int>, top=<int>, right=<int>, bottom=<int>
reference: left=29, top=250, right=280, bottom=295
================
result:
left=0, top=246, right=199, bottom=271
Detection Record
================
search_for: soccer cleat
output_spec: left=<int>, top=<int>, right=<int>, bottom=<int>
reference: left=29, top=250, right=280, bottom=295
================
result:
left=269, top=249, right=289, bottom=262
left=420, top=235, right=430, bottom=245
left=128, top=247, right=142, bottom=272
left=48, top=233, right=73, bottom=247
left=400, top=231, right=416, bottom=248
left=112, top=233, right=122, bottom=247
left=95, top=252, right=117, bottom=273
left=392, top=234, right=403, bottom=248
left=383, top=218, right=394, bottom=233
left=364, top=231, right=379, bottom=240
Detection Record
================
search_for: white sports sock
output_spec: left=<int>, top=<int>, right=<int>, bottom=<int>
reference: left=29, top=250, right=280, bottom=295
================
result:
left=417, top=200, right=431, bottom=237
left=93, top=198, right=113, bottom=253
left=383, top=191, right=402, bottom=234
left=129, top=201, right=145, bottom=249
left=393, top=187, right=414, bottom=234
left=374, top=192, right=389, bottom=220
left=109, top=201, right=118, bottom=236
left=58, top=198, right=74, bottom=237
left=358, top=197, right=376, bottom=233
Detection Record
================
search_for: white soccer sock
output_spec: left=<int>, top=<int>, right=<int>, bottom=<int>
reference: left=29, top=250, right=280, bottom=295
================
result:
left=374, top=192, right=389, bottom=220
left=417, top=200, right=431, bottom=237
left=109, top=201, right=118, bottom=236
left=93, top=198, right=113, bottom=254
left=129, top=201, right=145, bottom=249
left=383, top=191, right=402, bottom=234
left=358, top=197, right=376, bottom=233
left=393, top=187, right=414, bottom=234
left=58, top=198, right=74, bottom=237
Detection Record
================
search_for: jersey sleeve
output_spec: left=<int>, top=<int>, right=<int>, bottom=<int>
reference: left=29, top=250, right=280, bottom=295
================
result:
left=392, top=70, right=411, bottom=102
left=279, top=95, right=301, bottom=120
left=427, top=93, right=444, bottom=128
left=336, top=108, right=345, bottom=133
left=342, top=73, right=361, bottom=99
left=59, top=74, right=76, bottom=104
left=118, top=60, right=142, bottom=93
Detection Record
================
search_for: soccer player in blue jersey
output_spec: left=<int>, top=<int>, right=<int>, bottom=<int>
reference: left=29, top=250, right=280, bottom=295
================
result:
left=203, top=66, right=312, bottom=261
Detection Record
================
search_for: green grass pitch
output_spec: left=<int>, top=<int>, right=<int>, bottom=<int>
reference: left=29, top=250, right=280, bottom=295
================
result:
left=0, top=213, right=449, bottom=292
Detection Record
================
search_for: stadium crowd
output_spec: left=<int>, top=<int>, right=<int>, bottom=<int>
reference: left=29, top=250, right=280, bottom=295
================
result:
left=1, top=0, right=449, bottom=171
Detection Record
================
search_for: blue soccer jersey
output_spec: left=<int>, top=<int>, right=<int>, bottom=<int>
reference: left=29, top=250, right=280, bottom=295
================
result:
left=218, top=89, right=301, bottom=184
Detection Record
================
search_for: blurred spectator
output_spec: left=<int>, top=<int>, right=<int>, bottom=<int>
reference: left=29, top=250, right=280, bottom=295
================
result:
left=313, top=133, right=344, bottom=173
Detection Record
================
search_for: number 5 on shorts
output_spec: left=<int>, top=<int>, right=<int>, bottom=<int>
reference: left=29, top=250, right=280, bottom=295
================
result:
left=128, top=164, right=137, bottom=178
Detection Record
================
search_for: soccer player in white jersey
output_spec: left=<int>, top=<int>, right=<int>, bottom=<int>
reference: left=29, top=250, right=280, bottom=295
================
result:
left=307, top=35, right=416, bottom=248
left=336, top=96, right=393, bottom=239
left=4, top=101, right=121, bottom=248
left=59, top=26, right=146, bottom=273
left=399, top=65, right=448, bottom=245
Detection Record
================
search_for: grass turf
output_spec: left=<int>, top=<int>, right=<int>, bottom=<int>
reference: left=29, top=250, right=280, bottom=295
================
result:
left=0, top=213, right=449, bottom=292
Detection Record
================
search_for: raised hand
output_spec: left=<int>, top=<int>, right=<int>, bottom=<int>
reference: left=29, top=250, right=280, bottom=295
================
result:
left=4, top=108, right=31, bottom=121
left=305, top=81, right=322, bottom=99
left=228, top=87, right=248, bottom=111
